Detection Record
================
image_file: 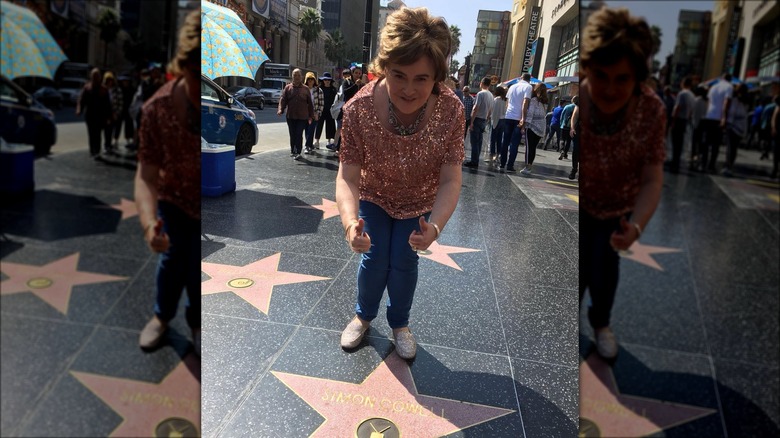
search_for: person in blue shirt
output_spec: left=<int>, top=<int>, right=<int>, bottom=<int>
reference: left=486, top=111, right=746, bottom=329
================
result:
left=544, top=99, right=566, bottom=150
left=559, top=96, right=577, bottom=160
left=745, top=99, right=763, bottom=150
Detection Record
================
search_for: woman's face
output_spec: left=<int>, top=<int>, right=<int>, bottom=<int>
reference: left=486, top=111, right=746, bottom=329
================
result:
left=385, top=55, right=436, bottom=115
left=323, top=79, right=332, bottom=88
left=584, top=57, right=636, bottom=115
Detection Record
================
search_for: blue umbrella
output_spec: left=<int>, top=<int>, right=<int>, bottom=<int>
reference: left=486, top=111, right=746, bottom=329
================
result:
left=0, top=0, right=68, bottom=79
left=500, top=76, right=552, bottom=89
left=201, top=0, right=269, bottom=80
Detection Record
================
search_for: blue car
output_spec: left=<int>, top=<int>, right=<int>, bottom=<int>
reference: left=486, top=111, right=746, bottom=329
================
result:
left=201, top=74, right=258, bottom=156
left=1, top=75, right=57, bottom=155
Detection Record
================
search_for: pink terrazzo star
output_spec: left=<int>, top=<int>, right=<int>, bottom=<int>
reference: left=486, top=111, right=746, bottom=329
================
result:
left=201, top=253, right=330, bottom=314
left=272, top=352, right=514, bottom=436
left=293, top=198, right=340, bottom=220
left=419, top=241, right=481, bottom=271
left=0, top=253, right=128, bottom=314
left=101, top=198, right=138, bottom=220
left=580, top=354, right=715, bottom=436
left=620, top=241, right=683, bottom=271
left=71, top=354, right=201, bottom=438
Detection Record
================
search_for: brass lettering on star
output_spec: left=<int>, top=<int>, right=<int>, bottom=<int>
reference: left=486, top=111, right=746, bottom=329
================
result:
left=26, top=277, right=53, bottom=289
left=120, top=391, right=199, bottom=414
left=227, top=278, right=255, bottom=288
left=321, top=389, right=446, bottom=419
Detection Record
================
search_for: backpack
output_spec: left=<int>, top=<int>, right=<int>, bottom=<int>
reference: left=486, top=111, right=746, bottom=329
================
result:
left=330, top=84, right=345, bottom=119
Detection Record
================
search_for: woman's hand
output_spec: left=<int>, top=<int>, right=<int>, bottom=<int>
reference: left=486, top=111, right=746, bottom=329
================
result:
left=408, top=216, right=436, bottom=252
left=145, top=218, right=170, bottom=253
left=609, top=217, right=639, bottom=251
left=346, top=218, right=371, bottom=253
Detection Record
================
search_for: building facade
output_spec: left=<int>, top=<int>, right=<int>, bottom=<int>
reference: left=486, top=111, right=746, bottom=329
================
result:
left=739, top=0, right=780, bottom=89
left=468, top=9, right=511, bottom=88
left=671, top=10, right=711, bottom=88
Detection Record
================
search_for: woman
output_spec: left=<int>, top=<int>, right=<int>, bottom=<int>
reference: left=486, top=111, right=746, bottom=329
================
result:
left=689, top=86, right=709, bottom=171
left=520, top=83, right=548, bottom=175
left=134, top=9, right=201, bottom=355
left=315, top=72, right=338, bottom=149
left=278, top=69, right=314, bottom=160
left=487, top=86, right=507, bottom=165
left=328, top=66, right=363, bottom=153
left=303, top=72, right=324, bottom=155
left=721, top=83, right=749, bottom=176
left=102, top=71, right=123, bottom=155
left=336, top=7, right=464, bottom=359
left=76, top=68, right=111, bottom=159
left=579, top=7, right=665, bottom=360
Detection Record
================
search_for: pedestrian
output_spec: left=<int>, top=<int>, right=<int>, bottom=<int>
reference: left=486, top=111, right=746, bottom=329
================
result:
left=520, top=82, right=549, bottom=175
left=499, top=73, right=533, bottom=172
left=462, top=86, right=474, bottom=138
left=328, top=64, right=364, bottom=153
left=117, top=75, right=135, bottom=147
left=134, top=9, right=201, bottom=355
left=278, top=68, right=314, bottom=160
left=102, top=71, right=123, bottom=155
left=463, top=76, right=493, bottom=168
left=76, top=68, right=111, bottom=159
left=745, top=97, right=763, bottom=150
left=315, top=72, right=337, bottom=149
left=569, top=98, right=580, bottom=180
left=304, top=72, right=324, bottom=154
left=487, top=86, right=507, bottom=164
left=700, top=72, right=734, bottom=173
left=721, top=83, right=749, bottom=176
left=452, top=76, right=464, bottom=102
left=771, top=89, right=779, bottom=179
left=544, top=99, right=566, bottom=150
left=760, top=88, right=778, bottom=161
left=336, top=7, right=464, bottom=360
left=689, top=86, right=708, bottom=170
left=579, top=6, right=665, bottom=360
left=559, top=95, right=577, bottom=160
left=669, top=76, right=695, bottom=173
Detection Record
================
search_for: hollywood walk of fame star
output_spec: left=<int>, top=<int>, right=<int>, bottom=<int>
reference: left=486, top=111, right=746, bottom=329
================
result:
left=580, top=354, right=715, bottom=437
left=71, top=354, right=201, bottom=438
left=0, top=253, right=128, bottom=314
left=201, top=253, right=330, bottom=314
left=619, top=241, right=682, bottom=271
left=98, top=198, right=138, bottom=220
left=418, top=241, right=481, bottom=271
left=272, top=352, right=515, bottom=437
left=293, top=198, right=340, bottom=220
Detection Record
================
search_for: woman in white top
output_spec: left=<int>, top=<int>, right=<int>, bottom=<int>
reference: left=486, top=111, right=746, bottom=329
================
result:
left=487, top=86, right=508, bottom=164
left=520, top=83, right=549, bottom=175
left=722, top=84, right=749, bottom=176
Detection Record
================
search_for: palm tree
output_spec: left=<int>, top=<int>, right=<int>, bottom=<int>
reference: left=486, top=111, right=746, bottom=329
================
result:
left=299, top=8, right=322, bottom=68
left=324, top=29, right=346, bottom=70
left=449, top=25, right=461, bottom=69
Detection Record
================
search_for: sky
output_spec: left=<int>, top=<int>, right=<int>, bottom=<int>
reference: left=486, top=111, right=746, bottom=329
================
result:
left=597, top=0, right=715, bottom=61
left=388, top=0, right=514, bottom=66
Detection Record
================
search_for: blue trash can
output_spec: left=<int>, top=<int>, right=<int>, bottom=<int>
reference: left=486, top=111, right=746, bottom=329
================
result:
left=0, top=144, right=35, bottom=197
left=201, top=144, right=236, bottom=197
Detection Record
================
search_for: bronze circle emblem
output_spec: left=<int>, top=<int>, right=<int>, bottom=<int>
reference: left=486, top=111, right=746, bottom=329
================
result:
left=155, top=417, right=198, bottom=437
left=228, top=278, right=254, bottom=288
left=578, top=418, right=601, bottom=437
left=356, top=417, right=400, bottom=438
left=26, top=277, right=53, bottom=289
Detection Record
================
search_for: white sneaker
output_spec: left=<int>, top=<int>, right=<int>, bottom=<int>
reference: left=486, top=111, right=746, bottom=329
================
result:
left=596, top=327, right=618, bottom=359
left=520, top=167, right=532, bottom=175
left=393, top=328, right=417, bottom=359
left=340, top=317, right=369, bottom=349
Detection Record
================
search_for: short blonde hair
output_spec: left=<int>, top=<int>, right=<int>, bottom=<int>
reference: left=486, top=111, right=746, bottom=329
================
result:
left=369, top=7, right=451, bottom=83
left=168, top=9, right=200, bottom=77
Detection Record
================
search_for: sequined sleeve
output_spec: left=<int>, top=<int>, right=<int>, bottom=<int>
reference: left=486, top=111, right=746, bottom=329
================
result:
left=441, top=95, right=465, bottom=165
left=339, top=98, right=363, bottom=166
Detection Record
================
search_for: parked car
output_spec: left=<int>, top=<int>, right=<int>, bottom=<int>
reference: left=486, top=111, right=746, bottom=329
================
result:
left=257, top=78, right=288, bottom=105
left=201, top=74, right=258, bottom=156
left=57, top=77, right=87, bottom=105
left=1, top=75, right=57, bottom=155
left=32, top=87, right=63, bottom=110
left=231, top=86, right=265, bottom=110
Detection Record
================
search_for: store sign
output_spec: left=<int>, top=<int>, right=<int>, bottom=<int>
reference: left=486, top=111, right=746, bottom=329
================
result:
left=521, top=6, right=541, bottom=75
left=551, top=0, right=571, bottom=19
left=544, top=70, right=557, bottom=78
left=722, top=5, right=741, bottom=73
left=527, top=38, right=544, bottom=77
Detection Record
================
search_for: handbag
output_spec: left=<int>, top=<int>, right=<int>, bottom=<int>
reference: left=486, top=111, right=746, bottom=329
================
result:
left=330, top=84, right=345, bottom=119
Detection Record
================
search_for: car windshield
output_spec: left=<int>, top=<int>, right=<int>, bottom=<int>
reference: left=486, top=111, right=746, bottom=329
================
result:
left=261, top=80, right=285, bottom=90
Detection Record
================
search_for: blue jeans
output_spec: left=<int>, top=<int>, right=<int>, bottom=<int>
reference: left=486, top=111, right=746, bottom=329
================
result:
left=355, top=201, right=430, bottom=328
left=286, top=118, right=308, bottom=155
left=154, top=201, right=201, bottom=329
left=499, top=119, right=522, bottom=169
left=489, top=120, right=505, bottom=156
left=469, top=117, right=487, bottom=163
left=304, top=119, right=317, bottom=149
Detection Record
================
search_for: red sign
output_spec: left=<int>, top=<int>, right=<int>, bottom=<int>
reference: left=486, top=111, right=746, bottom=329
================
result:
left=544, top=70, right=557, bottom=78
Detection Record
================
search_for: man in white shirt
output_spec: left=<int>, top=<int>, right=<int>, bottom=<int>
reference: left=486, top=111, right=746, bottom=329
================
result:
left=499, top=73, right=533, bottom=171
left=463, top=76, right=494, bottom=168
left=700, top=73, right=733, bottom=173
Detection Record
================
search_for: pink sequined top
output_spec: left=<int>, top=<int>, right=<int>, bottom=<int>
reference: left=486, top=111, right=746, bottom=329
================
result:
left=137, top=78, right=200, bottom=220
left=580, top=84, right=666, bottom=219
left=340, top=80, right=465, bottom=219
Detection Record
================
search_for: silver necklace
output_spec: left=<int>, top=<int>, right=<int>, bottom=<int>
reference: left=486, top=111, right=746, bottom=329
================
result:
left=388, top=97, right=428, bottom=136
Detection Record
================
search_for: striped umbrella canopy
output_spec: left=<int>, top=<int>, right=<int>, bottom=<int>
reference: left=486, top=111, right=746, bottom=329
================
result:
left=0, top=0, right=68, bottom=79
left=500, top=76, right=553, bottom=89
left=201, top=0, right=269, bottom=80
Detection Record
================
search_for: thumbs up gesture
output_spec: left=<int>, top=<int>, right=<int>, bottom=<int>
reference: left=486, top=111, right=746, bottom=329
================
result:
left=146, top=218, right=170, bottom=253
left=347, top=218, right=371, bottom=253
left=408, top=216, right=435, bottom=252
left=609, top=216, right=638, bottom=252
